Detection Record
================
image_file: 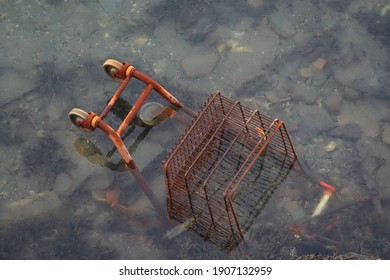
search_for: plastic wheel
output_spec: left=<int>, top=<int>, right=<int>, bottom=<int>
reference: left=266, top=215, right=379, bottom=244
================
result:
left=68, top=108, right=93, bottom=132
left=138, top=102, right=168, bottom=127
left=102, top=59, right=124, bottom=82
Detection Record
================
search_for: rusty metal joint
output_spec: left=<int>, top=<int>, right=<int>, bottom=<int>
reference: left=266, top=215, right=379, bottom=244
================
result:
left=80, top=112, right=100, bottom=131
left=90, top=113, right=101, bottom=129
left=114, top=62, right=134, bottom=80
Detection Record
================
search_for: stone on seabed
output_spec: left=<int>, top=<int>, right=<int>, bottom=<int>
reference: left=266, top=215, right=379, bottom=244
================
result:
left=269, top=12, right=296, bottom=38
left=181, top=53, right=219, bottom=78
left=323, top=90, right=343, bottom=112
left=312, top=57, right=327, bottom=70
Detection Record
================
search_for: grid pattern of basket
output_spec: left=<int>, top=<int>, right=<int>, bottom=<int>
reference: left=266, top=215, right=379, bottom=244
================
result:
left=163, top=92, right=297, bottom=250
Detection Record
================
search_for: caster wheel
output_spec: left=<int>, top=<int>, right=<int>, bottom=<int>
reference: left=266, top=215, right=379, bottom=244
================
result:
left=68, top=108, right=93, bottom=132
left=138, top=102, right=165, bottom=127
left=102, top=59, right=124, bottom=82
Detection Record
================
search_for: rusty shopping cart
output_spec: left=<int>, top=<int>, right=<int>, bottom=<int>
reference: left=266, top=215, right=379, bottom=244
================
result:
left=68, top=59, right=336, bottom=251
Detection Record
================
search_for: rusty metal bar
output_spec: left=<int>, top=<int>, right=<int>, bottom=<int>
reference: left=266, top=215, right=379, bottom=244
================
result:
left=132, top=69, right=183, bottom=108
left=128, top=67, right=197, bottom=118
left=224, top=119, right=285, bottom=237
left=96, top=118, right=166, bottom=218
left=197, top=108, right=260, bottom=237
left=117, top=84, right=154, bottom=136
left=100, top=75, right=132, bottom=120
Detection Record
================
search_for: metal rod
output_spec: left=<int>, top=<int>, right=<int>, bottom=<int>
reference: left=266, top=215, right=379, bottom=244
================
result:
left=96, top=119, right=166, bottom=219
left=131, top=67, right=197, bottom=118
left=132, top=69, right=184, bottom=109
left=100, top=75, right=132, bottom=119
left=295, top=159, right=337, bottom=192
left=117, top=83, right=154, bottom=136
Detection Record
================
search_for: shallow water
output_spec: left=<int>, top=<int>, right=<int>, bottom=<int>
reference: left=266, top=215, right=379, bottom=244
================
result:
left=0, top=0, right=389, bottom=259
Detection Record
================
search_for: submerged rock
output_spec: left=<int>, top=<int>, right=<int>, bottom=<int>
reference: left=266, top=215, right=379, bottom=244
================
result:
left=175, top=5, right=217, bottom=43
left=292, top=82, right=319, bottom=105
left=181, top=53, right=219, bottom=78
left=269, top=12, right=296, bottom=38
left=337, top=99, right=388, bottom=137
left=323, top=90, right=343, bottom=113
left=327, top=123, right=361, bottom=141
left=295, top=104, right=336, bottom=141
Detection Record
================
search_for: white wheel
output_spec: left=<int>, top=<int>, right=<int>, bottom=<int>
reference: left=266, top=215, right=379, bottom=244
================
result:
left=102, top=59, right=124, bottom=82
left=68, top=108, right=93, bottom=132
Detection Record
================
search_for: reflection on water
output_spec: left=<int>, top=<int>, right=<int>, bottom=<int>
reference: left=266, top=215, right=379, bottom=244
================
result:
left=0, top=0, right=389, bottom=259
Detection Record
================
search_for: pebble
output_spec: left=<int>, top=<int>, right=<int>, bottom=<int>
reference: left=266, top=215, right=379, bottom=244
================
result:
left=269, top=12, right=296, bottom=38
left=296, top=103, right=336, bottom=140
left=323, top=90, right=343, bottom=112
left=312, top=57, right=327, bottom=70
left=292, top=82, right=318, bottom=105
left=36, top=129, right=46, bottom=138
left=324, top=141, right=337, bottom=152
left=181, top=53, right=219, bottom=78
left=299, top=67, right=313, bottom=80
left=327, top=123, right=361, bottom=141
left=311, top=70, right=328, bottom=86
left=293, top=31, right=313, bottom=49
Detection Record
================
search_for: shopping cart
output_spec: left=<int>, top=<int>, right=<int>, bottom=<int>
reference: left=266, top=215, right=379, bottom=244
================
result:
left=68, top=59, right=337, bottom=251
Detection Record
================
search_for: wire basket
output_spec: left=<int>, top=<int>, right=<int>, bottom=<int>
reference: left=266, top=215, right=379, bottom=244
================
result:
left=163, top=92, right=297, bottom=250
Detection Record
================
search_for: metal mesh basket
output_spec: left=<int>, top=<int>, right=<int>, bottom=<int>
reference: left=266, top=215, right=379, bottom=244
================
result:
left=163, top=92, right=297, bottom=250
